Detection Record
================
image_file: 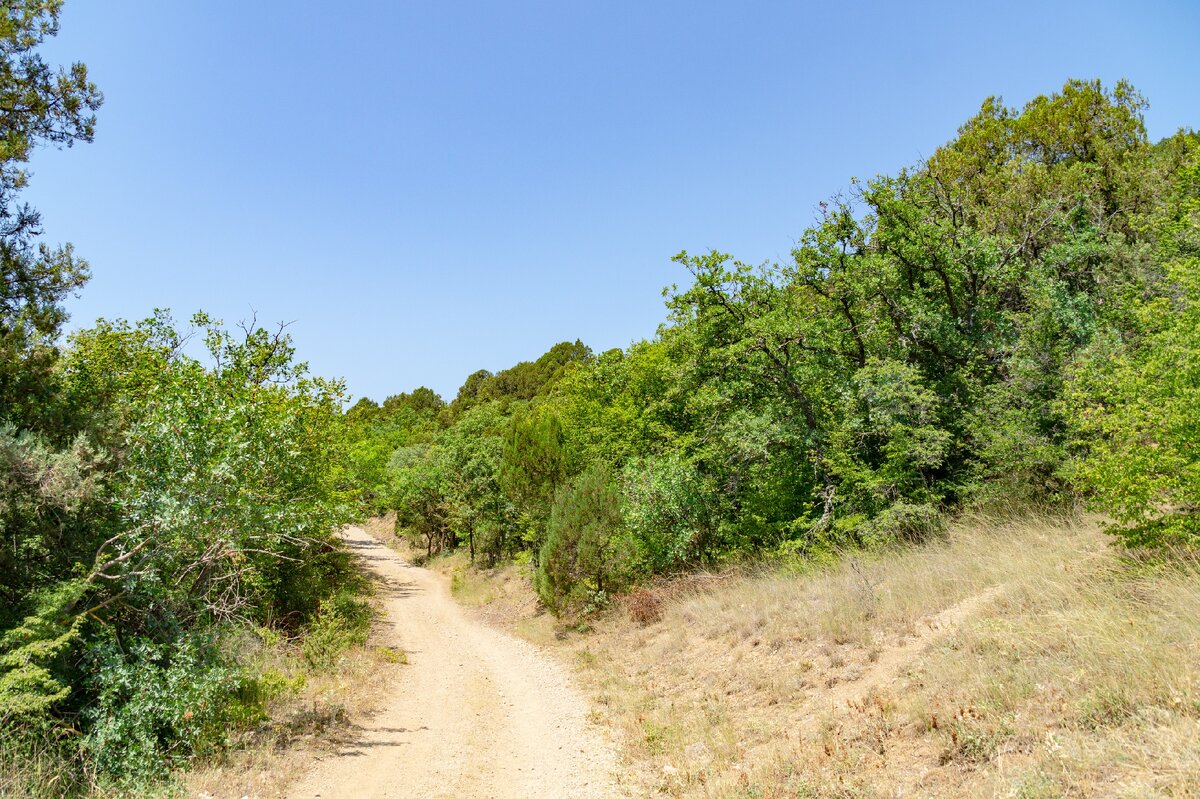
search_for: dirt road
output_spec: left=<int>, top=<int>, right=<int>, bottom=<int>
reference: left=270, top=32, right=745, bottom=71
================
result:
left=287, top=526, right=624, bottom=799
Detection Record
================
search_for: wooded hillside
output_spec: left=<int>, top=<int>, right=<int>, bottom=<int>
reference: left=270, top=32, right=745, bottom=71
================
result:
left=350, top=79, right=1200, bottom=612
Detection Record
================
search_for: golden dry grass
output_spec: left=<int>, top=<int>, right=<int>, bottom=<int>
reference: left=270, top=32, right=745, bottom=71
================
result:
left=459, top=513, right=1200, bottom=798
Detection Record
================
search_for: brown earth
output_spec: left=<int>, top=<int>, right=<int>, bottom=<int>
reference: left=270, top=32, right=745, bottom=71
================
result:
left=285, top=526, right=627, bottom=799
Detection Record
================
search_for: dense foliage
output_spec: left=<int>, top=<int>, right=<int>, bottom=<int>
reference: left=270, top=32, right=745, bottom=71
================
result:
left=1066, top=152, right=1200, bottom=545
left=0, top=6, right=359, bottom=793
left=367, top=80, right=1200, bottom=613
left=3, top=1, right=1198, bottom=786
left=1, top=314, right=358, bottom=792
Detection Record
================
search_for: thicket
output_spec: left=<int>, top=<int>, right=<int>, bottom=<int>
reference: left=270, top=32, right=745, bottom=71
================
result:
left=358, top=79, right=1200, bottom=614
left=0, top=4, right=361, bottom=793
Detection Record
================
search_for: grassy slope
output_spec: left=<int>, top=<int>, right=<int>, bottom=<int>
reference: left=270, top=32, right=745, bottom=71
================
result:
left=445, top=514, right=1200, bottom=798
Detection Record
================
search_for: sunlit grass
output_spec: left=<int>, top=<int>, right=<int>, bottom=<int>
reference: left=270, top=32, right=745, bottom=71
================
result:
left=547, top=514, right=1200, bottom=797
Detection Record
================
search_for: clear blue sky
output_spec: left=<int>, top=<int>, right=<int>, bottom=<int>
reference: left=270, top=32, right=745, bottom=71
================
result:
left=24, top=1, right=1200, bottom=403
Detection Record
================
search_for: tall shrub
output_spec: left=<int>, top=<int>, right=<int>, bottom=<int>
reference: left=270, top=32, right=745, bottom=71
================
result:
left=535, top=464, right=633, bottom=614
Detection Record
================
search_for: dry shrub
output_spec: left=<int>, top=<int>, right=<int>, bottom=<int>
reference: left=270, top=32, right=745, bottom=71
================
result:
left=624, top=587, right=663, bottom=625
left=620, top=571, right=739, bottom=626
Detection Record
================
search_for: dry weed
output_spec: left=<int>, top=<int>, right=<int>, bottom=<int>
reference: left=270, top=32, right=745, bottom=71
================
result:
left=548, top=513, right=1200, bottom=797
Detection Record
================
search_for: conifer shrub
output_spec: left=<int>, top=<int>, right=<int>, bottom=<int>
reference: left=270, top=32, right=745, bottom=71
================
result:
left=535, top=464, right=635, bottom=614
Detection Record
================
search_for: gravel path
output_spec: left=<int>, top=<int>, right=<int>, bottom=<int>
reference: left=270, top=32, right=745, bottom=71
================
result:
left=286, top=526, right=625, bottom=799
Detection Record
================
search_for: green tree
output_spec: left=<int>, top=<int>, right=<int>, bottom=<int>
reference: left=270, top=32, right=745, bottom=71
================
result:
left=0, top=1, right=106, bottom=734
left=64, top=312, right=356, bottom=625
left=344, top=388, right=443, bottom=510
left=664, top=80, right=1157, bottom=546
left=1067, top=147, right=1200, bottom=544
left=67, top=313, right=354, bottom=777
left=382, top=386, right=445, bottom=417
left=448, top=341, right=592, bottom=417
left=549, top=341, right=686, bottom=469
left=0, top=0, right=102, bottom=433
left=437, top=404, right=515, bottom=563
left=388, top=443, right=455, bottom=557
left=535, top=464, right=633, bottom=614
left=500, top=406, right=568, bottom=551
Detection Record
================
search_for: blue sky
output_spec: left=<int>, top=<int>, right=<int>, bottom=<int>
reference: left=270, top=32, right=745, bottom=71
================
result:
left=25, top=1, right=1200, bottom=403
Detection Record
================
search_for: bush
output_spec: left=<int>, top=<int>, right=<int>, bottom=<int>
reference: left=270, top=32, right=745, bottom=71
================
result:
left=0, top=312, right=360, bottom=788
left=623, top=587, right=663, bottom=626
left=300, top=591, right=373, bottom=672
left=81, top=631, right=253, bottom=783
left=535, top=464, right=635, bottom=614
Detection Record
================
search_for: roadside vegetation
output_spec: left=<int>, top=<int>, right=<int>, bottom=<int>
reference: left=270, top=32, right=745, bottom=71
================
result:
left=0, top=4, right=375, bottom=795
left=449, top=512, right=1200, bottom=797
left=348, top=75, right=1200, bottom=794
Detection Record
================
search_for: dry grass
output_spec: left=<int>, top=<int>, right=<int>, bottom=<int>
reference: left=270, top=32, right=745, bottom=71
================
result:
left=456, top=512, right=1200, bottom=798
left=425, top=548, right=565, bottom=648
left=181, top=530, right=410, bottom=799
left=182, top=642, right=405, bottom=799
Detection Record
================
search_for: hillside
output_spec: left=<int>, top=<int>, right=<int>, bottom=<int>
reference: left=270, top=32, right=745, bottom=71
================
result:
left=440, top=513, right=1200, bottom=798
left=350, top=78, right=1200, bottom=626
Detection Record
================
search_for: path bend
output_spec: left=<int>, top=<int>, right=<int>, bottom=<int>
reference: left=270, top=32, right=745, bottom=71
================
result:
left=287, top=526, right=624, bottom=799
